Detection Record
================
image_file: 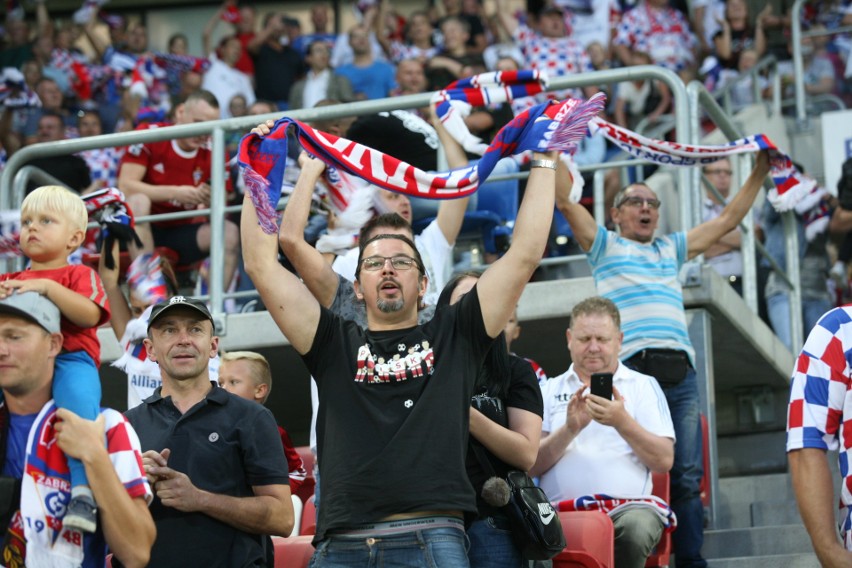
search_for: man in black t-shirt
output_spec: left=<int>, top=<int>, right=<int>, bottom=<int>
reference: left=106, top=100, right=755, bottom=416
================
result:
left=243, top=141, right=560, bottom=565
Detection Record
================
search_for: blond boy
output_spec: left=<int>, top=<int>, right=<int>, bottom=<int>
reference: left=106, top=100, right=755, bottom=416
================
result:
left=0, top=186, right=110, bottom=533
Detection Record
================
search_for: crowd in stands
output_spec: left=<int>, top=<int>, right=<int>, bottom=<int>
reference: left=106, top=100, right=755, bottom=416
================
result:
left=1, top=0, right=852, bottom=565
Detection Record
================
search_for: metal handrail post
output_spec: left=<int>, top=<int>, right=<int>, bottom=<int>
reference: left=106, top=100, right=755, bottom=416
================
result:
left=593, top=168, right=606, bottom=224
left=783, top=210, right=804, bottom=350
left=771, top=70, right=782, bottom=116
left=208, top=127, right=226, bottom=325
left=737, top=153, right=758, bottom=312
left=792, top=0, right=808, bottom=127
left=687, top=81, right=760, bottom=313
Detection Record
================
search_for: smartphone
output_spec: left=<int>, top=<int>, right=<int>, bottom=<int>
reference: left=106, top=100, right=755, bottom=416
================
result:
left=590, top=373, right=613, bottom=400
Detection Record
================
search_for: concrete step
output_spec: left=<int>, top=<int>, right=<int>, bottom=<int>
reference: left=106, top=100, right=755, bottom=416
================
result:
left=749, top=499, right=803, bottom=527
left=703, top=525, right=813, bottom=558
left=706, top=552, right=820, bottom=568
left=716, top=473, right=794, bottom=529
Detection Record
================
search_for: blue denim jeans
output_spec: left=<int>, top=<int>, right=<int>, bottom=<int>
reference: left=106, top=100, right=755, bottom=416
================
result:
left=467, top=514, right=523, bottom=568
left=659, top=368, right=706, bottom=568
left=309, top=528, right=470, bottom=567
left=766, top=292, right=832, bottom=351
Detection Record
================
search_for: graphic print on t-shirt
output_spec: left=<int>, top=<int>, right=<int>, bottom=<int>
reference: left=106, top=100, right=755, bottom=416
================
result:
left=354, top=340, right=434, bottom=383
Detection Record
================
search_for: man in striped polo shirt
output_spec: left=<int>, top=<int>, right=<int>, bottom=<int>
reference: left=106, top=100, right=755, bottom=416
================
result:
left=556, top=151, right=770, bottom=568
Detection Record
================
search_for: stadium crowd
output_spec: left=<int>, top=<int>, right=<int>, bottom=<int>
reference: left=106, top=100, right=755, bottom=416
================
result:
left=0, top=0, right=852, bottom=567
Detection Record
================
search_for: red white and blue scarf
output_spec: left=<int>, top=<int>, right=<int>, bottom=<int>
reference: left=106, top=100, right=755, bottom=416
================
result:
left=239, top=93, right=607, bottom=234
left=558, top=494, right=677, bottom=533
left=433, top=71, right=815, bottom=212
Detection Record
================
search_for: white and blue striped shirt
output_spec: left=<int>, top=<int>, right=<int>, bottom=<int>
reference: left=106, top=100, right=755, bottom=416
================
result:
left=587, top=225, right=695, bottom=364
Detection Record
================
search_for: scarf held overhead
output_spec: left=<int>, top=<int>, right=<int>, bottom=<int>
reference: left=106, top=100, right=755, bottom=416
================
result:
left=433, top=70, right=814, bottom=212
left=238, top=93, right=607, bottom=234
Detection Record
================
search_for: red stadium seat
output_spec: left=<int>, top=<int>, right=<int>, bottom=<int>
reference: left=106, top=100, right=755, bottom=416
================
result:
left=273, top=535, right=314, bottom=568
left=552, top=511, right=615, bottom=568
left=300, top=495, right=317, bottom=536
left=645, top=472, right=672, bottom=567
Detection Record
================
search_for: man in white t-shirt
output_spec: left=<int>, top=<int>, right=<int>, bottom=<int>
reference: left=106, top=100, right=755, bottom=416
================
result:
left=201, top=35, right=256, bottom=118
left=531, top=296, right=675, bottom=568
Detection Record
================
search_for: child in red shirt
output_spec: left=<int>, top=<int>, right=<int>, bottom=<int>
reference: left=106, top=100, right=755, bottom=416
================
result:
left=0, top=186, right=110, bottom=534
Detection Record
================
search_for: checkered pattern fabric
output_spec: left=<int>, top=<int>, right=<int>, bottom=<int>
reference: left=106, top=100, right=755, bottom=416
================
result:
left=79, top=147, right=123, bottom=189
left=787, top=305, right=852, bottom=549
left=389, top=41, right=440, bottom=64
left=613, top=4, right=697, bottom=71
left=512, top=25, right=592, bottom=100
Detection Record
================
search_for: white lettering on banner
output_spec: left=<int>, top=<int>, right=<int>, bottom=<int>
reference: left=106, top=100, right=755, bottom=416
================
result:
left=384, top=161, right=410, bottom=190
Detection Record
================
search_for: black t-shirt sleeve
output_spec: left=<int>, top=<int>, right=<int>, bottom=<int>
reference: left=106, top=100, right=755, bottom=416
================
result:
left=302, top=306, right=339, bottom=384
left=454, top=282, right=494, bottom=357
left=242, top=406, right=291, bottom=486
left=506, top=356, right=544, bottom=417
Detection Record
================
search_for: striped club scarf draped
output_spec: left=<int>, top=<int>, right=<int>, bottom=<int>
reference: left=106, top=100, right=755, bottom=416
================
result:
left=434, top=70, right=815, bottom=212
left=558, top=494, right=678, bottom=533
left=239, top=93, right=608, bottom=234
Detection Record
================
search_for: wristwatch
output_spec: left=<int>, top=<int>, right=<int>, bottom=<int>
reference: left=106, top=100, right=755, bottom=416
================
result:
left=529, top=159, right=557, bottom=170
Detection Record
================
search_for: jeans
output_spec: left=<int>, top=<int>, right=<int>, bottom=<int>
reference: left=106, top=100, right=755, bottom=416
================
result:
left=766, top=292, right=833, bottom=351
left=309, top=528, right=469, bottom=567
left=54, top=350, right=101, bottom=489
left=467, top=514, right=523, bottom=568
left=624, top=361, right=705, bottom=568
left=660, top=368, right=706, bottom=568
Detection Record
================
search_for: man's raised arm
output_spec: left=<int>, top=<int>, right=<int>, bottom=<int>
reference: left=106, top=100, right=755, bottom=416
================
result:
left=476, top=150, right=560, bottom=337
left=278, top=154, right=341, bottom=308
left=555, top=160, right=599, bottom=252
left=687, top=151, right=769, bottom=259
left=241, top=193, right=321, bottom=355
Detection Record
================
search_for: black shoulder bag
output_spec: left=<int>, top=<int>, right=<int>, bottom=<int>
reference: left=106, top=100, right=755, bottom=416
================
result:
left=470, top=442, right=566, bottom=560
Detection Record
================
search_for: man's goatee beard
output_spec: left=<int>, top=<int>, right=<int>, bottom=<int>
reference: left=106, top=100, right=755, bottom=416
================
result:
left=377, top=298, right=405, bottom=313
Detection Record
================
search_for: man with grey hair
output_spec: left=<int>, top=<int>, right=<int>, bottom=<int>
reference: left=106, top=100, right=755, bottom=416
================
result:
left=532, top=296, right=674, bottom=568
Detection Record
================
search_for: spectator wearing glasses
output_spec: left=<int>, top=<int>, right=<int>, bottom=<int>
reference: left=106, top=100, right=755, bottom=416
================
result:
left=701, top=158, right=748, bottom=296
left=555, top=152, right=770, bottom=568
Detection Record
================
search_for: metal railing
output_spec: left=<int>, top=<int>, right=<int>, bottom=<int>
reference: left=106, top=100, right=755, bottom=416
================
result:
left=791, top=0, right=852, bottom=125
left=687, top=81, right=803, bottom=350
left=713, top=55, right=782, bottom=116
left=1, top=65, right=696, bottom=325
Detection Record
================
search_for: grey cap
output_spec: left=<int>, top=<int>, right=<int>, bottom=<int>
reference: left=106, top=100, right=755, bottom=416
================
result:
left=0, top=291, right=61, bottom=334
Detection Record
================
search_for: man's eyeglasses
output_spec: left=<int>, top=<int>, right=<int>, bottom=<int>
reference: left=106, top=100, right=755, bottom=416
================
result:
left=617, top=196, right=661, bottom=210
left=704, top=169, right=733, bottom=176
left=360, top=255, right=419, bottom=272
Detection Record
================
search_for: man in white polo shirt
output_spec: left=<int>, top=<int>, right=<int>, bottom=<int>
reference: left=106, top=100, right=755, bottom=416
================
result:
left=532, top=297, right=675, bottom=568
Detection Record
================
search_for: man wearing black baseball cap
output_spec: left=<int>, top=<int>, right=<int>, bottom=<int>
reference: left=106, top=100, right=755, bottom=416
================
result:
left=0, top=292, right=155, bottom=566
left=124, top=295, right=294, bottom=567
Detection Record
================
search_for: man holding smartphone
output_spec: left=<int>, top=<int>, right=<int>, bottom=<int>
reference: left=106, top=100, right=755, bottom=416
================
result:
left=531, top=297, right=675, bottom=568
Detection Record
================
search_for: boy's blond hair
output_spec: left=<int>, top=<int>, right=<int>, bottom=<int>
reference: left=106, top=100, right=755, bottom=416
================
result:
left=220, top=351, right=273, bottom=403
left=21, top=186, right=88, bottom=234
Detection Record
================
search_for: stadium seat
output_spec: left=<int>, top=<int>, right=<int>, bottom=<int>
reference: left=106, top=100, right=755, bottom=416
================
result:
left=273, top=535, right=314, bottom=568
left=645, top=472, right=672, bottom=567
left=290, top=494, right=303, bottom=537
left=300, top=495, right=317, bottom=536
left=552, top=510, right=615, bottom=568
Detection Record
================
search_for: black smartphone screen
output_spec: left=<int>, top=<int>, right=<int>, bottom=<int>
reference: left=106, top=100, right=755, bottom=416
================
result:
left=590, top=373, right=613, bottom=400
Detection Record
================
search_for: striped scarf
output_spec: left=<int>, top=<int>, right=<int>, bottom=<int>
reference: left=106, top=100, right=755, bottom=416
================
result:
left=558, top=494, right=677, bottom=533
left=0, top=68, right=40, bottom=109
left=434, top=71, right=814, bottom=212
left=239, top=94, right=607, bottom=234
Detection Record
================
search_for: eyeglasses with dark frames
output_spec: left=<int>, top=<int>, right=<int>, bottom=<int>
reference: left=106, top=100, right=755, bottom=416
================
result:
left=617, top=196, right=661, bottom=210
left=360, top=255, right=419, bottom=272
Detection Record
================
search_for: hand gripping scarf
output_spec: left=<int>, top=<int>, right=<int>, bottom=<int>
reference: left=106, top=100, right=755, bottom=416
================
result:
left=558, top=494, right=677, bottom=533
left=239, top=93, right=608, bottom=234
left=434, top=70, right=815, bottom=212
left=82, top=187, right=143, bottom=269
